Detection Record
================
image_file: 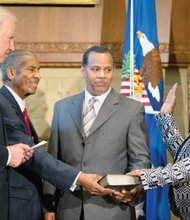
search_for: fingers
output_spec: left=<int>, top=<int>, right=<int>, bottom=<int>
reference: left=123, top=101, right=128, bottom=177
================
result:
left=18, top=143, right=31, bottom=150
left=77, top=173, right=114, bottom=196
left=7, top=144, right=34, bottom=168
left=17, top=143, right=34, bottom=160
left=128, top=169, right=144, bottom=177
left=110, top=188, right=137, bottom=203
left=172, top=83, right=178, bottom=91
left=160, top=83, right=178, bottom=114
left=91, top=183, right=113, bottom=196
left=85, top=177, right=113, bottom=196
left=167, top=83, right=177, bottom=99
left=111, top=190, right=131, bottom=203
left=24, top=148, right=34, bottom=158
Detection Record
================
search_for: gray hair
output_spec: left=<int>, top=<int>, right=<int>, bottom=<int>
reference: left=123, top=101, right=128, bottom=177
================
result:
left=0, top=7, right=17, bottom=30
left=1, top=49, right=37, bottom=83
left=82, top=45, right=115, bottom=68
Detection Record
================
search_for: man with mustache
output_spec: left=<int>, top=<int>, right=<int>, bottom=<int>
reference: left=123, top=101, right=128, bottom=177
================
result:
left=44, top=45, right=151, bottom=220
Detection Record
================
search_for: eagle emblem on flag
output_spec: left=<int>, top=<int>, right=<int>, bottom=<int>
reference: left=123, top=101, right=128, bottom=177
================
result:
left=121, top=31, right=164, bottom=114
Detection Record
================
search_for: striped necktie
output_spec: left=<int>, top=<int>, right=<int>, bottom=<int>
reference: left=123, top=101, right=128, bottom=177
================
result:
left=83, top=97, right=97, bottom=138
left=23, top=108, right=32, bottom=137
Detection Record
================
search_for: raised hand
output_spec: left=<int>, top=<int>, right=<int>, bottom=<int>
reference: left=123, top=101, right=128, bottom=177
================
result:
left=7, top=143, right=33, bottom=168
left=77, top=173, right=114, bottom=196
left=160, top=83, right=178, bottom=114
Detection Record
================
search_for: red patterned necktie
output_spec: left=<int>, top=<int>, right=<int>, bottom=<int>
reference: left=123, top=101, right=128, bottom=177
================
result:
left=23, top=108, right=32, bottom=137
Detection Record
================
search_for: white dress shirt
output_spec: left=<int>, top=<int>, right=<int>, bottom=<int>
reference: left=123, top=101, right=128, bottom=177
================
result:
left=83, top=87, right=111, bottom=116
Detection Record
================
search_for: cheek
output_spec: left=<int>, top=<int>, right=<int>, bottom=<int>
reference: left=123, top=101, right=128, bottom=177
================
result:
left=0, top=43, right=6, bottom=55
left=15, top=77, right=28, bottom=90
left=82, top=72, right=86, bottom=79
left=107, top=75, right=113, bottom=83
left=2, top=40, right=9, bottom=50
left=88, top=74, right=96, bottom=82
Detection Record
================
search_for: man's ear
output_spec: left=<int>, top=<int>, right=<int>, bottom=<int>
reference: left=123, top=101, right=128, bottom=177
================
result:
left=6, top=68, right=15, bottom=80
left=81, top=67, right=86, bottom=79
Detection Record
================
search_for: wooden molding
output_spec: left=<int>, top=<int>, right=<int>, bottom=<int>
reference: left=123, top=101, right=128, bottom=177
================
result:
left=0, top=0, right=99, bottom=5
left=15, top=41, right=190, bottom=67
left=159, top=42, right=190, bottom=65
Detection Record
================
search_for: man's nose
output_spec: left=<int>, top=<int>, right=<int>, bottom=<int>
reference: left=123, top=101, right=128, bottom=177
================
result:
left=97, top=69, right=105, bottom=77
left=34, top=69, right=41, bottom=79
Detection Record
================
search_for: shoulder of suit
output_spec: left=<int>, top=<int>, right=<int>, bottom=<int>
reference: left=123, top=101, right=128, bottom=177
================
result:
left=55, top=93, right=82, bottom=105
left=119, top=93, right=143, bottom=107
left=0, top=93, right=9, bottom=107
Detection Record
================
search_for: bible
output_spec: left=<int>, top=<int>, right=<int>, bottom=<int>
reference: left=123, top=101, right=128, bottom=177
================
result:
left=98, top=174, right=140, bottom=190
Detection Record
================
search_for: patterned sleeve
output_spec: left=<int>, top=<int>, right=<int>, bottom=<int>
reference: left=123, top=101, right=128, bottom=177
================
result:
left=155, top=113, right=184, bottom=158
left=140, top=157, right=190, bottom=190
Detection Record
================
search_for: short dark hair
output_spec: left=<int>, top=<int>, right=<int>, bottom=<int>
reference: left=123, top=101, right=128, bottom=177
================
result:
left=82, top=45, right=115, bottom=68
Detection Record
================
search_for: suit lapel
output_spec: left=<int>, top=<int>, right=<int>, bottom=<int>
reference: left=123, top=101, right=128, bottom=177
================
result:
left=68, top=90, right=119, bottom=139
left=69, top=92, right=85, bottom=138
left=0, top=86, right=25, bottom=122
left=0, top=86, right=39, bottom=142
left=89, top=89, right=119, bottom=137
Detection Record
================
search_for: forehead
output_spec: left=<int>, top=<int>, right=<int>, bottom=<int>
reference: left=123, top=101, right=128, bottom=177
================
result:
left=88, top=52, right=113, bottom=66
left=20, top=55, right=39, bottom=68
left=0, top=17, right=15, bottom=35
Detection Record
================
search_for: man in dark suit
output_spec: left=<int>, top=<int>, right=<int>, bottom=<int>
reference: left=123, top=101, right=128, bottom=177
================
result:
left=44, top=46, right=151, bottom=220
left=0, top=49, right=113, bottom=220
left=0, top=7, right=33, bottom=220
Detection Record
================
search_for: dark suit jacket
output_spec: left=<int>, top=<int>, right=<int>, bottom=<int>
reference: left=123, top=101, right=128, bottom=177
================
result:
left=0, top=85, right=79, bottom=220
left=0, top=109, right=9, bottom=220
left=44, top=89, right=151, bottom=220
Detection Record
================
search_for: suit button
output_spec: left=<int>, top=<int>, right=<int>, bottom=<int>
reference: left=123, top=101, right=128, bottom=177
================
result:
left=82, top=142, right=85, bottom=147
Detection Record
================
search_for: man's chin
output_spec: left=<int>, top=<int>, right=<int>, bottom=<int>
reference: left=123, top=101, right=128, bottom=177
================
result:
left=95, top=88, right=109, bottom=95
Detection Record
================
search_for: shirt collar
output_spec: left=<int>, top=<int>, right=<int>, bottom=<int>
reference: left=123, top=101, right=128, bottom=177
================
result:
left=84, top=87, right=111, bottom=106
left=5, top=85, right=26, bottom=112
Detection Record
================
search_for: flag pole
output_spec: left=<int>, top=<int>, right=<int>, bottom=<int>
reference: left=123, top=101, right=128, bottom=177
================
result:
left=130, top=0, right=134, bottom=98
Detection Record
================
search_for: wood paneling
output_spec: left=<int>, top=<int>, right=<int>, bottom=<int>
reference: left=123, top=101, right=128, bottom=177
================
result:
left=3, top=0, right=190, bottom=66
left=0, top=0, right=99, bottom=4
